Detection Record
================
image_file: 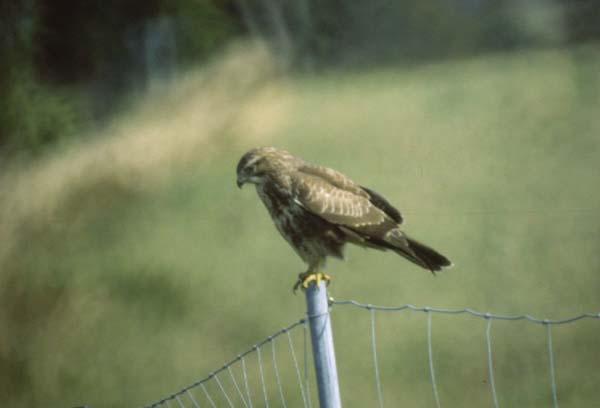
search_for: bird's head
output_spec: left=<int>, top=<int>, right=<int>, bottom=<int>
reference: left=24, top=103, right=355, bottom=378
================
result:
left=236, top=147, right=272, bottom=188
left=236, top=147, right=295, bottom=188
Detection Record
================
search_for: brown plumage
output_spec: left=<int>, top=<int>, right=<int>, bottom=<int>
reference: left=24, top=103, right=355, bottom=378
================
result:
left=236, top=147, right=451, bottom=287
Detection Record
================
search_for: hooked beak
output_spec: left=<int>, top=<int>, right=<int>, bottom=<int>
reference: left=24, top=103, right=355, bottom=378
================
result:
left=236, top=175, right=247, bottom=189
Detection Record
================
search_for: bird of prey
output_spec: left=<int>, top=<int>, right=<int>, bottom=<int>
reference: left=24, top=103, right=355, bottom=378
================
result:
left=236, top=147, right=451, bottom=291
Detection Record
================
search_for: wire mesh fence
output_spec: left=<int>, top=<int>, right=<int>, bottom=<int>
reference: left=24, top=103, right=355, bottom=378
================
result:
left=141, top=317, right=321, bottom=408
left=332, top=300, right=600, bottom=408
left=141, top=299, right=599, bottom=408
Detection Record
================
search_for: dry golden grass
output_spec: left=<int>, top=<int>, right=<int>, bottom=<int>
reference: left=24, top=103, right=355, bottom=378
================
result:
left=0, top=41, right=287, bottom=260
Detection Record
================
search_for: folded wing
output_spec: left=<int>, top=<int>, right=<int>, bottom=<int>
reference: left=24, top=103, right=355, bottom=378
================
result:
left=291, top=169, right=398, bottom=240
left=290, top=165, right=448, bottom=271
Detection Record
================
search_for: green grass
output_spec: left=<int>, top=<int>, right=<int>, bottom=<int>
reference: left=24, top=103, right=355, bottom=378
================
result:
left=1, top=43, right=599, bottom=407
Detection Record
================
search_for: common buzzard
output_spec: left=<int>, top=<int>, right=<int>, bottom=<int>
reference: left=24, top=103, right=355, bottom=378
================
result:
left=236, top=147, right=451, bottom=290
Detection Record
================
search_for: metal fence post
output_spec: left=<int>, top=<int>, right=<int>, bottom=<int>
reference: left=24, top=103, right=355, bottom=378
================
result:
left=305, top=280, right=342, bottom=408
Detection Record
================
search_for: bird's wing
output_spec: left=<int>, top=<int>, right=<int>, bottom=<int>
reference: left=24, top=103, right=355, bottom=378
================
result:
left=298, top=163, right=368, bottom=197
left=298, top=162, right=404, bottom=224
left=360, top=186, right=403, bottom=224
left=292, top=169, right=418, bottom=261
left=291, top=171, right=396, bottom=232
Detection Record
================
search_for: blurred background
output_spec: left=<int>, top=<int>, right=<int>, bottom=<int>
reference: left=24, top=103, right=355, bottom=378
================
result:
left=1, top=0, right=599, bottom=406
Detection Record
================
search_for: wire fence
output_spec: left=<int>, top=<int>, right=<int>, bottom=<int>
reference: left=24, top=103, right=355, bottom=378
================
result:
left=141, top=300, right=600, bottom=408
left=141, top=318, right=314, bottom=408
left=332, top=300, right=600, bottom=408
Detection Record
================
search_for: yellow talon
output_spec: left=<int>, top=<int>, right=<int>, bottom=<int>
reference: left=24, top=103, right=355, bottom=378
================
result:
left=293, top=272, right=331, bottom=293
left=304, top=272, right=330, bottom=289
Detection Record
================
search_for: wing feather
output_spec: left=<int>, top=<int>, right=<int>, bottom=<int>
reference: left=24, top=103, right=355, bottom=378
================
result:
left=292, top=172, right=396, bottom=234
left=360, top=186, right=403, bottom=224
left=298, top=162, right=403, bottom=224
left=298, top=163, right=368, bottom=197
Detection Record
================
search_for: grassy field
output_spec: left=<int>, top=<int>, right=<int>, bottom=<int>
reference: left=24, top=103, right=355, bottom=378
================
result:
left=1, top=42, right=599, bottom=407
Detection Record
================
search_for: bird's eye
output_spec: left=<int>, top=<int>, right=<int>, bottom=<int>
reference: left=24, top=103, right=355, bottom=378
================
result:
left=246, top=163, right=257, bottom=174
left=248, top=159, right=264, bottom=174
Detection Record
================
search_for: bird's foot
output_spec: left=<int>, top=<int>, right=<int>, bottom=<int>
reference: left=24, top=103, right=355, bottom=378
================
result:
left=293, top=272, right=331, bottom=293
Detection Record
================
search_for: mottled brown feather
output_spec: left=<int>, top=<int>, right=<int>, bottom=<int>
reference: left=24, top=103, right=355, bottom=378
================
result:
left=360, top=186, right=403, bottom=224
left=298, top=163, right=368, bottom=196
left=291, top=172, right=396, bottom=233
left=236, top=147, right=452, bottom=276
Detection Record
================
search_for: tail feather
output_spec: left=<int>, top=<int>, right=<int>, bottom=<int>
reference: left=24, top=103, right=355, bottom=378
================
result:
left=394, top=236, right=452, bottom=273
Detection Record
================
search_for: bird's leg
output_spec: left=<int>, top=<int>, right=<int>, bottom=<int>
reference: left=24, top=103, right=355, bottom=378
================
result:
left=293, top=268, right=331, bottom=293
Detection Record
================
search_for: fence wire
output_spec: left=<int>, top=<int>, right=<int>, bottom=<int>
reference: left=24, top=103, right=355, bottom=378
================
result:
left=140, top=301, right=599, bottom=408
left=141, top=318, right=307, bottom=408
left=332, top=299, right=600, bottom=408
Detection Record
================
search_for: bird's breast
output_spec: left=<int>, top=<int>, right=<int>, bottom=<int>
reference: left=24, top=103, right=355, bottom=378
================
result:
left=255, top=182, right=346, bottom=263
